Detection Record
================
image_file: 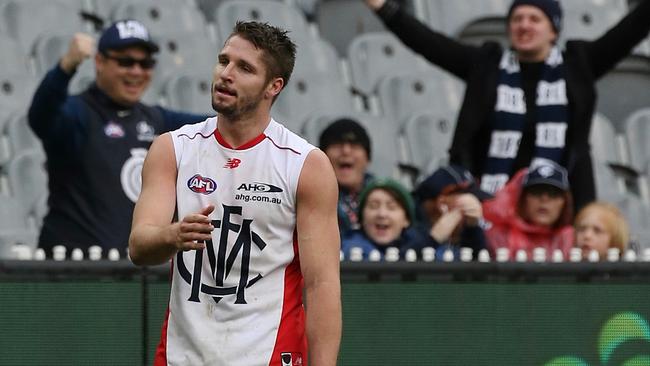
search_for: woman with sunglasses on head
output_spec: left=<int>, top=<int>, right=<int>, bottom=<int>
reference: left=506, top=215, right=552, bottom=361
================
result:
left=27, top=20, right=211, bottom=259
left=482, top=163, right=574, bottom=261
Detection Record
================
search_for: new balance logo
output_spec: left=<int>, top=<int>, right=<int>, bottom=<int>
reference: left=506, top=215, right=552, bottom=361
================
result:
left=224, top=158, right=241, bottom=169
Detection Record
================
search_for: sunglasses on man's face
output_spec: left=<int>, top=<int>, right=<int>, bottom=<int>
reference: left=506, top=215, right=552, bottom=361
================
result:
left=102, top=53, right=156, bottom=69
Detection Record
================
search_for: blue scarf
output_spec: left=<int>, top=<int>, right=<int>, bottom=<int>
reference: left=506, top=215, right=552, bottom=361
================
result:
left=480, top=46, right=569, bottom=194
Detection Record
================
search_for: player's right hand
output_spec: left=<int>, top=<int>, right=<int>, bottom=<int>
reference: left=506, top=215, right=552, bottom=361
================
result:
left=173, top=205, right=215, bottom=251
left=59, top=33, right=96, bottom=74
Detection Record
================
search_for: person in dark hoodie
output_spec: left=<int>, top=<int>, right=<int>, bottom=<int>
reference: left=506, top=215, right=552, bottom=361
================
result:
left=28, top=19, right=209, bottom=257
left=364, top=0, right=650, bottom=211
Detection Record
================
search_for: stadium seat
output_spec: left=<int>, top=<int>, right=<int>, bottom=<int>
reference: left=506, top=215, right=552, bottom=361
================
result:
left=347, top=32, right=433, bottom=95
left=293, top=38, right=343, bottom=81
left=300, top=111, right=405, bottom=179
left=589, top=113, right=625, bottom=165
left=4, top=112, right=43, bottom=158
left=0, top=73, right=38, bottom=112
left=315, top=0, right=387, bottom=57
left=214, top=0, right=312, bottom=46
left=596, top=55, right=650, bottom=131
left=0, top=0, right=86, bottom=52
left=109, top=0, right=209, bottom=36
left=6, top=150, right=48, bottom=226
left=592, top=160, right=627, bottom=201
left=162, top=72, right=216, bottom=116
left=624, top=108, right=650, bottom=178
left=425, top=0, right=510, bottom=37
left=0, top=196, right=38, bottom=258
left=0, top=35, right=29, bottom=75
left=457, top=16, right=509, bottom=48
left=400, top=111, right=455, bottom=176
left=271, top=71, right=356, bottom=133
left=375, top=71, right=463, bottom=123
left=155, top=31, right=218, bottom=75
left=559, top=0, right=628, bottom=41
left=615, top=195, right=650, bottom=250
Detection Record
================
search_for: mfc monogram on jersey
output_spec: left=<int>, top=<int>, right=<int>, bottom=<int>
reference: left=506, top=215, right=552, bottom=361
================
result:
left=177, top=204, right=266, bottom=305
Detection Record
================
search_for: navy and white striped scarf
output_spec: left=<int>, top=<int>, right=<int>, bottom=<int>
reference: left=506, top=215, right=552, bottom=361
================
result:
left=480, top=46, right=569, bottom=194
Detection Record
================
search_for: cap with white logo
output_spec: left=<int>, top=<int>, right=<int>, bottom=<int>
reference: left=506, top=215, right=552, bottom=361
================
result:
left=98, top=19, right=159, bottom=53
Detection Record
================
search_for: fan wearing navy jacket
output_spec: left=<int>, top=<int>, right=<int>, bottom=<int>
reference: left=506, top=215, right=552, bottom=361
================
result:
left=28, top=20, right=210, bottom=257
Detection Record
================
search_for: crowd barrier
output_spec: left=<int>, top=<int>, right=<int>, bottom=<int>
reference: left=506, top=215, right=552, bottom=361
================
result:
left=1, top=260, right=650, bottom=365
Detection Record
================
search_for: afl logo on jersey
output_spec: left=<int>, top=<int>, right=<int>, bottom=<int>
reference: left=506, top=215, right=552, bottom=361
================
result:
left=187, top=174, right=217, bottom=195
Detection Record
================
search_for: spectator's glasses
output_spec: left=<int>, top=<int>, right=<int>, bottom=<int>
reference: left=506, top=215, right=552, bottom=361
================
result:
left=101, top=52, right=157, bottom=70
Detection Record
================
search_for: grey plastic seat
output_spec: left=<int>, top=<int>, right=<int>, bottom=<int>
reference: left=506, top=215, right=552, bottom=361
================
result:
left=7, top=149, right=48, bottom=215
left=215, top=0, right=312, bottom=45
left=162, top=72, right=216, bottom=116
left=271, top=72, right=356, bottom=133
left=0, top=0, right=86, bottom=52
left=615, top=195, right=650, bottom=249
left=589, top=113, right=624, bottom=165
left=293, top=38, right=342, bottom=81
left=0, top=36, right=29, bottom=74
left=0, top=73, right=38, bottom=112
left=400, top=111, right=456, bottom=176
left=457, top=16, right=509, bottom=48
left=559, top=0, right=628, bottom=41
left=624, top=108, right=650, bottom=174
left=376, top=71, right=463, bottom=123
left=110, top=0, right=209, bottom=36
left=4, top=113, right=43, bottom=157
left=596, top=55, right=650, bottom=131
left=347, top=32, right=431, bottom=95
left=0, top=196, right=37, bottom=258
left=155, top=31, right=218, bottom=77
left=426, top=0, right=510, bottom=37
left=300, top=111, right=404, bottom=179
left=316, top=0, right=386, bottom=57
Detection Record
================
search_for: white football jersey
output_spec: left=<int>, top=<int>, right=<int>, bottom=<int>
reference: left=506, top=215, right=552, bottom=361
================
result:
left=155, top=117, right=315, bottom=366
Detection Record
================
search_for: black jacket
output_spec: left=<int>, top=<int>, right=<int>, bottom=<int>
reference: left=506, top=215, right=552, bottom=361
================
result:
left=376, top=0, right=650, bottom=209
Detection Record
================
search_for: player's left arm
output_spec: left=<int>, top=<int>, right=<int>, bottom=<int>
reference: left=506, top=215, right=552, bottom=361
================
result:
left=296, top=149, right=342, bottom=366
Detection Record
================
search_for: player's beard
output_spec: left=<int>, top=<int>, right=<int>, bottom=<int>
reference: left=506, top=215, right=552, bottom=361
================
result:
left=212, top=82, right=266, bottom=122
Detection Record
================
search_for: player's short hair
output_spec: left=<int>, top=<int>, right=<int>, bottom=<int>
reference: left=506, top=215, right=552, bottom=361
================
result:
left=228, top=21, right=297, bottom=88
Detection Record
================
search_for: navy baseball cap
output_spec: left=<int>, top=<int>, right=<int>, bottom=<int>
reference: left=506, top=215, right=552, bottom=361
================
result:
left=523, top=163, right=570, bottom=191
left=98, top=20, right=159, bottom=53
left=415, top=165, right=493, bottom=202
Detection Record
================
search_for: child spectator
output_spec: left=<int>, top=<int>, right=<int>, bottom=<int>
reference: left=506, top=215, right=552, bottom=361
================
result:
left=574, top=202, right=629, bottom=260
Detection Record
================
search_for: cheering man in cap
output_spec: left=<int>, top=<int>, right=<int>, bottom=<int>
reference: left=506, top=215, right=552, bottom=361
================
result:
left=365, top=0, right=650, bottom=210
left=28, top=20, right=209, bottom=257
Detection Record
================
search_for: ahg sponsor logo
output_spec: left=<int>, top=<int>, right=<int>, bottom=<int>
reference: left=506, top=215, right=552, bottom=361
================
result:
left=237, top=182, right=283, bottom=193
left=187, top=174, right=217, bottom=195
